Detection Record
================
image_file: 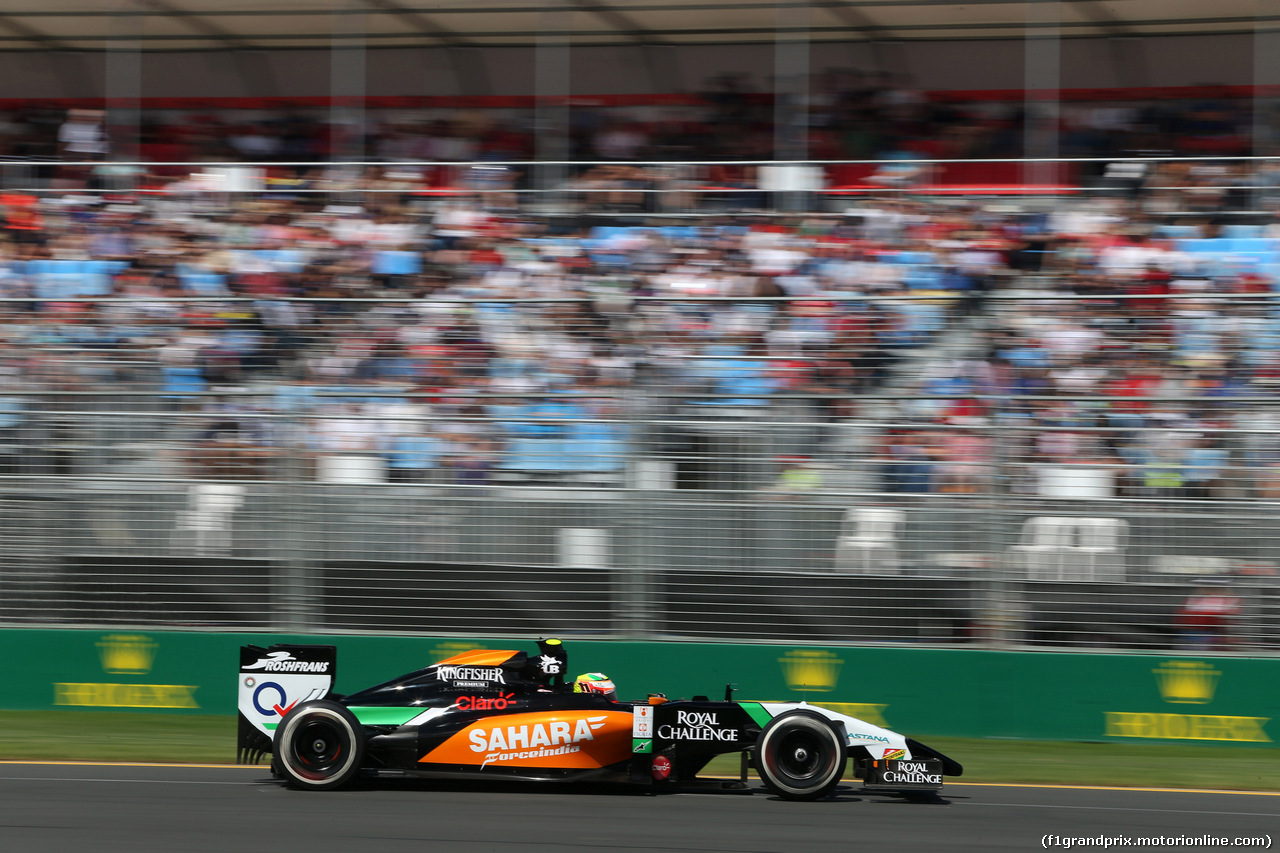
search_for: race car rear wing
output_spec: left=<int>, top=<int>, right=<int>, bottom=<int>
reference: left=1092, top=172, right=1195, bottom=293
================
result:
left=236, top=644, right=337, bottom=764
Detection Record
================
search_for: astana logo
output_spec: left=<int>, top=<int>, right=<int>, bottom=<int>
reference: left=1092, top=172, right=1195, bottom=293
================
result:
left=1153, top=661, right=1221, bottom=705
left=96, top=634, right=158, bottom=675
left=779, top=649, right=843, bottom=692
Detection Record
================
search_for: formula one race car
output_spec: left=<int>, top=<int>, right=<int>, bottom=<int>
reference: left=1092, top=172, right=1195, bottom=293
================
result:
left=237, top=639, right=961, bottom=800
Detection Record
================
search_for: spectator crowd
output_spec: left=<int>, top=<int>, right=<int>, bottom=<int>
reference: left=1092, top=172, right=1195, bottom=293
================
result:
left=0, top=89, right=1275, bottom=499
left=0, top=73, right=1260, bottom=162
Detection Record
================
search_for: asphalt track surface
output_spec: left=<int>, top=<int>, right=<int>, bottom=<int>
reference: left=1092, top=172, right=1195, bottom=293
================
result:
left=0, top=763, right=1276, bottom=853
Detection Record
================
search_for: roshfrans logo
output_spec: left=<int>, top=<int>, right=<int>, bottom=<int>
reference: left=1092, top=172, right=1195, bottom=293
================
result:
left=97, top=634, right=157, bottom=675
left=242, top=652, right=331, bottom=674
left=779, top=650, right=843, bottom=692
left=1153, top=661, right=1221, bottom=704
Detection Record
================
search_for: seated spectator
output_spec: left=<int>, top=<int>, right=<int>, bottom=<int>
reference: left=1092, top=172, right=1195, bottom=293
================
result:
left=934, top=419, right=994, bottom=494
left=1182, top=432, right=1230, bottom=499
left=880, top=428, right=934, bottom=493
left=185, top=416, right=275, bottom=479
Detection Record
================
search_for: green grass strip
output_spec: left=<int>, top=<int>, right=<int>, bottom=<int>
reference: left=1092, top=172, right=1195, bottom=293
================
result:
left=0, top=711, right=1275, bottom=792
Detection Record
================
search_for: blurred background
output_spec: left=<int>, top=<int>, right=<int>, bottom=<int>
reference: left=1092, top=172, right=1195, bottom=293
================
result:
left=0, top=0, right=1278, bottom=653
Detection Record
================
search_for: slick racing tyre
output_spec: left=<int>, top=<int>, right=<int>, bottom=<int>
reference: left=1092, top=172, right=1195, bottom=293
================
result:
left=273, top=700, right=366, bottom=791
left=753, top=712, right=846, bottom=801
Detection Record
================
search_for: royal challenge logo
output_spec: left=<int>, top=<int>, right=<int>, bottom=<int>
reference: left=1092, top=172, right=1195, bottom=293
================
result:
left=657, top=710, right=739, bottom=742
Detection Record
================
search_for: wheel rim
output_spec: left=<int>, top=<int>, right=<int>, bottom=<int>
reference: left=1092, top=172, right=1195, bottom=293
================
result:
left=290, top=718, right=347, bottom=778
left=774, top=730, right=826, bottom=782
left=759, top=716, right=843, bottom=798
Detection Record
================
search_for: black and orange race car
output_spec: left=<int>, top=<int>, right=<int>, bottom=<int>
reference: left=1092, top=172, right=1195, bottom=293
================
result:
left=237, top=639, right=961, bottom=800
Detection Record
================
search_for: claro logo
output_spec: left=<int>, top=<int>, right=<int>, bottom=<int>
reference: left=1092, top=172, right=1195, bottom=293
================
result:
left=456, top=693, right=517, bottom=711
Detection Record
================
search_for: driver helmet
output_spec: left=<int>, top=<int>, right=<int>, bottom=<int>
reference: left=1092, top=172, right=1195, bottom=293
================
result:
left=573, top=672, right=616, bottom=700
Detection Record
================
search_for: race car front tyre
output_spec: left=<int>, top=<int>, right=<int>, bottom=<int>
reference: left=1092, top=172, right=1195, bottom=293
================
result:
left=274, top=700, right=366, bottom=791
left=754, top=712, right=846, bottom=801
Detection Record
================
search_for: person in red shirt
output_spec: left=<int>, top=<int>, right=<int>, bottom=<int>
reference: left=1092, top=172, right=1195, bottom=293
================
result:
left=1174, top=581, right=1242, bottom=651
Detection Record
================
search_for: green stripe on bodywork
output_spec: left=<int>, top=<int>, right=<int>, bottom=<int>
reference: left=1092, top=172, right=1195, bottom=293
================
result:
left=740, top=702, right=773, bottom=728
left=348, top=706, right=423, bottom=726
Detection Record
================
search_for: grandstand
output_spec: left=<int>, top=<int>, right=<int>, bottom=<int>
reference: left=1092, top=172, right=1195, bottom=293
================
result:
left=0, top=1, right=1276, bottom=654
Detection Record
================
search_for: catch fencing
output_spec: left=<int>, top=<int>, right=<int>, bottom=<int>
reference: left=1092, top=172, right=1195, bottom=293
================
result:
left=0, top=292, right=1277, bottom=652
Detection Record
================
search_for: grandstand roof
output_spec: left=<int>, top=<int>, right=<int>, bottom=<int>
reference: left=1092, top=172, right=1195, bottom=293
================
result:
left=0, top=0, right=1264, bottom=51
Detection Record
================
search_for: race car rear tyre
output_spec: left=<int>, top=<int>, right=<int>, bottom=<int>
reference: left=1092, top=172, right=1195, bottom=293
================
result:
left=754, top=712, right=846, bottom=801
left=274, top=700, right=366, bottom=791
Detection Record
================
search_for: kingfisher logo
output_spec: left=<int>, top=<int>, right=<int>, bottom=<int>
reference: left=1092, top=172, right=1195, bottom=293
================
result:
left=242, top=652, right=331, bottom=674
left=438, top=666, right=505, bottom=687
left=470, top=715, right=607, bottom=767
